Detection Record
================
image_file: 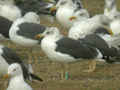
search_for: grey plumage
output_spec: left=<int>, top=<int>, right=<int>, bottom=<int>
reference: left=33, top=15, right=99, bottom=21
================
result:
left=17, top=23, right=46, bottom=40
left=79, top=33, right=120, bottom=63
left=56, top=37, right=100, bottom=59
left=0, top=16, right=13, bottom=38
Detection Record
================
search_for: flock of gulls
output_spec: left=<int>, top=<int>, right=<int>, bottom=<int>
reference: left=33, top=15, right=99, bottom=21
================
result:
left=0, top=0, right=120, bottom=89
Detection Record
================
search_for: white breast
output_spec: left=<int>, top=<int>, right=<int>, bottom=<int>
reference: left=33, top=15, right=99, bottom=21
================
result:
left=41, top=36, right=76, bottom=63
left=0, top=55, right=9, bottom=76
left=69, top=18, right=101, bottom=39
left=9, top=19, right=39, bottom=47
left=56, top=6, right=74, bottom=29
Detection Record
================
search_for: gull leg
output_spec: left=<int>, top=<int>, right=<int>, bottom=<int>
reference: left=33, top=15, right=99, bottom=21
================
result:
left=60, top=63, right=69, bottom=80
left=34, top=52, right=39, bottom=64
left=84, top=60, right=96, bottom=73
left=27, top=48, right=34, bottom=64
left=65, top=63, right=69, bottom=80
left=28, top=52, right=33, bottom=64
left=59, top=63, right=65, bottom=80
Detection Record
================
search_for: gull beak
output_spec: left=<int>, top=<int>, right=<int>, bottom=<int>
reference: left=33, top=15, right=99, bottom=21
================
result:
left=69, top=16, right=77, bottom=21
left=50, top=6, right=57, bottom=12
left=35, top=34, right=44, bottom=39
left=104, top=26, right=113, bottom=35
left=107, top=29, right=113, bottom=35
left=3, top=74, right=10, bottom=79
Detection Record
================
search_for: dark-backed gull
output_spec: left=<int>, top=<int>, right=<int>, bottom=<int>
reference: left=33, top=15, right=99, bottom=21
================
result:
left=0, top=45, right=43, bottom=81
left=4, top=63, right=33, bottom=90
left=35, top=27, right=104, bottom=79
left=9, top=12, right=47, bottom=64
left=35, top=27, right=120, bottom=79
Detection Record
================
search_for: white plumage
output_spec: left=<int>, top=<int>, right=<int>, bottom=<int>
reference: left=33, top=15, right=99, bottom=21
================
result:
left=6, top=63, right=32, bottom=90
left=37, top=27, right=102, bottom=63
left=104, top=0, right=120, bottom=35
left=9, top=12, right=41, bottom=47
left=68, top=15, right=110, bottom=40
left=110, top=18, right=120, bottom=35
left=0, top=46, right=9, bottom=76
left=52, top=0, right=89, bottom=29
left=0, top=4, right=21, bottom=21
left=104, top=0, right=120, bottom=20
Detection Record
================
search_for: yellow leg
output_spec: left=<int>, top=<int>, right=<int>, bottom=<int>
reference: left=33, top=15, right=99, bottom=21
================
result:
left=27, top=48, right=33, bottom=64
left=28, top=53, right=33, bottom=64
left=34, top=53, right=38, bottom=64
left=84, top=60, right=96, bottom=73
left=60, top=63, right=69, bottom=80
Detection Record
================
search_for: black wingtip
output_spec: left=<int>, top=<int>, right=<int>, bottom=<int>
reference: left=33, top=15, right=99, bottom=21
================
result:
left=30, top=74, right=43, bottom=81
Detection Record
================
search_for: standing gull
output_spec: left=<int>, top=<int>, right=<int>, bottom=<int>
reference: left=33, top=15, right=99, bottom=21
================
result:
left=9, top=12, right=47, bottom=64
left=4, top=63, right=33, bottom=90
left=35, top=27, right=103, bottom=79
left=36, top=27, right=120, bottom=79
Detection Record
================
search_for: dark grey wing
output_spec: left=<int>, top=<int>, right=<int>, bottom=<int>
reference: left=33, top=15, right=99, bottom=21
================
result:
left=56, top=37, right=99, bottom=59
left=80, top=34, right=116, bottom=56
left=17, top=23, right=46, bottom=40
left=15, top=0, right=55, bottom=15
left=80, top=34, right=120, bottom=63
left=80, top=34, right=110, bottom=56
left=1, top=46, right=23, bottom=64
left=0, top=16, right=13, bottom=38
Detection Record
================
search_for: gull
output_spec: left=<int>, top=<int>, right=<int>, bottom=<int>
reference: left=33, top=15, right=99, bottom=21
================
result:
left=9, top=12, right=47, bottom=64
left=35, top=27, right=120, bottom=79
left=4, top=63, right=33, bottom=90
left=0, top=44, right=43, bottom=81
left=35, top=27, right=104, bottom=79
left=50, top=0, right=89, bottom=29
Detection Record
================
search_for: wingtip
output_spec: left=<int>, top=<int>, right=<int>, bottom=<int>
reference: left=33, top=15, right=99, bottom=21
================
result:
left=30, top=73, right=43, bottom=82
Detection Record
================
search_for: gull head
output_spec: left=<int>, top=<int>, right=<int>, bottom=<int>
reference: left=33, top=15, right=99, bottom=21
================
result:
left=4, top=63, right=23, bottom=78
left=23, top=12, right=40, bottom=24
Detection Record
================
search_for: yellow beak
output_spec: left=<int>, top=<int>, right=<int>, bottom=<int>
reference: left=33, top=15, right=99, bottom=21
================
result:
left=35, top=34, right=44, bottom=39
left=104, top=26, right=113, bottom=35
left=107, top=29, right=113, bottom=35
left=50, top=6, right=57, bottom=12
left=69, top=16, right=77, bottom=21
left=3, top=74, right=10, bottom=79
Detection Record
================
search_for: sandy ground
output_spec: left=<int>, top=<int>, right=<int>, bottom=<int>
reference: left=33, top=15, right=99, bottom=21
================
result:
left=0, top=0, right=120, bottom=90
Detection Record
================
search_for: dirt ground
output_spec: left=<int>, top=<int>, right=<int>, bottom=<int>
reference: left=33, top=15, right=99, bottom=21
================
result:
left=1, top=0, right=120, bottom=90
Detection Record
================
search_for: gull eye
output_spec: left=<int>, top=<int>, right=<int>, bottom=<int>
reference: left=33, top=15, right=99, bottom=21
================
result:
left=13, top=68, right=17, bottom=72
left=46, top=31, right=50, bottom=34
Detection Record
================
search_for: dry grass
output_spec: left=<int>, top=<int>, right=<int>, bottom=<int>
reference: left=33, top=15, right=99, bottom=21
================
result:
left=1, top=0, right=120, bottom=90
